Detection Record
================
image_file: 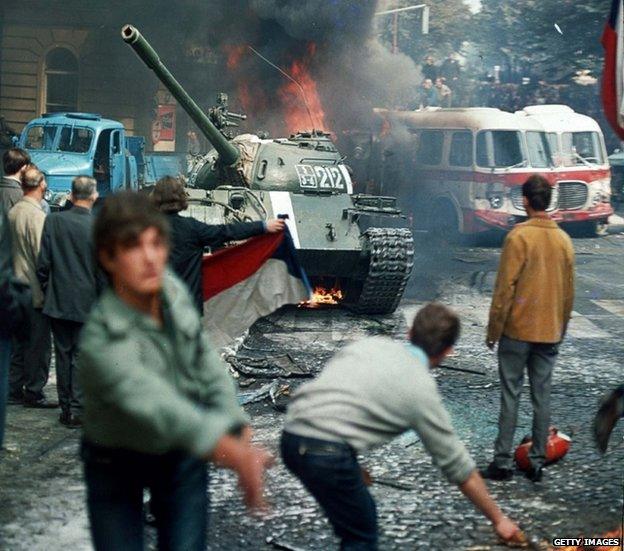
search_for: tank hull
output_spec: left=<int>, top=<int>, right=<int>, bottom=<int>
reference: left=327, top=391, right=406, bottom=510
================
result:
left=185, top=187, right=414, bottom=314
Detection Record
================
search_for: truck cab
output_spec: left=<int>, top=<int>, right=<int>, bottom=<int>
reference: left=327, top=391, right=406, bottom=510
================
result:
left=18, top=112, right=138, bottom=207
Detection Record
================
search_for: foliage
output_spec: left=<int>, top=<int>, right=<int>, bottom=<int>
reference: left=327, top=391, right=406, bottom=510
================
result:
left=379, top=0, right=612, bottom=83
left=378, top=0, right=472, bottom=64
left=470, top=0, right=612, bottom=81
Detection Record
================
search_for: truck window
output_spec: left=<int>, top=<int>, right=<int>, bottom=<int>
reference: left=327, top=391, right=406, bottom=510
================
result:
left=476, top=130, right=524, bottom=168
left=58, top=127, right=93, bottom=153
left=561, top=131, right=605, bottom=166
left=111, top=130, right=121, bottom=154
left=449, top=131, right=473, bottom=167
left=526, top=131, right=553, bottom=168
left=416, top=130, right=443, bottom=165
left=25, top=125, right=56, bottom=150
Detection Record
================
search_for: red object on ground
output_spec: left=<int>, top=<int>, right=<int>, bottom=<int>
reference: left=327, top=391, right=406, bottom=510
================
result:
left=514, top=427, right=571, bottom=471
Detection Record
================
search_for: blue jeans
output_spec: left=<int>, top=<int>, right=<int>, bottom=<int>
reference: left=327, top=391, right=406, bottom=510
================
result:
left=0, top=336, right=11, bottom=449
left=81, top=440, right=208, bottom=551
left=281, top=431, right=377, bottom=550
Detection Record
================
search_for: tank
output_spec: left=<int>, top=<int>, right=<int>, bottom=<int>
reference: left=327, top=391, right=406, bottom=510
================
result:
left=122, top=24, right=414, bottom=314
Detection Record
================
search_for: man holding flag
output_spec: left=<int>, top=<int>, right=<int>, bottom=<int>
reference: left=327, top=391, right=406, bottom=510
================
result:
left=151, top=175, right=310, bottom=348
left=151, top=176, right=285, bottom=315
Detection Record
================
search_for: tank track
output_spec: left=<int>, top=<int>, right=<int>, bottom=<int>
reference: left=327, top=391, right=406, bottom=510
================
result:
left=351, top=228, right=414, bottom=315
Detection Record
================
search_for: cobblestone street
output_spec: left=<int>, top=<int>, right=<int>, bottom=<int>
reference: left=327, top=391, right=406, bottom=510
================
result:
left=1, top=232, right=623, bottom=550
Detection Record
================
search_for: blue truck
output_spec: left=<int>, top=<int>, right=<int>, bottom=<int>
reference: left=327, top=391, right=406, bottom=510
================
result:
left=17, top=112, right=184, bottom=208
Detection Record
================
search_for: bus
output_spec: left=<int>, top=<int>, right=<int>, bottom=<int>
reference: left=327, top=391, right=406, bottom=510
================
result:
left=516, top=105, right=612, bottom=234
left=342, top=107, right=611, bottom=237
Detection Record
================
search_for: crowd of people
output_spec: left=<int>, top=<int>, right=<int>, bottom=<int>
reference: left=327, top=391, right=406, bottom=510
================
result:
left=413, top=55, right=618, bottom=153
left=416, top=53, right=462, bottom=108
left=0, top=147, right=621, bottom=549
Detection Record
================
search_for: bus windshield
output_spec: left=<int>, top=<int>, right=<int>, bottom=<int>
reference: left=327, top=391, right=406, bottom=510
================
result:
left=526, top=131, right=553, bottom=168
left=476, top=130, right=526, bottom=168
left=561, top=132, right=605, bottom=166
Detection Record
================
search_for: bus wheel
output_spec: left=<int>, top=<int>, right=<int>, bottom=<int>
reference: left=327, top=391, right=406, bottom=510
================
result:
left=576, top=219, right=608, bottom=237
left=430, top=200, right=461, bottom=242
left=591, top=219, right=609, bottom=237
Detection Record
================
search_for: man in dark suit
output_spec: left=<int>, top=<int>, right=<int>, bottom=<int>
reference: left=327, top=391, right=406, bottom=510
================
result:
left=37, top=176, right=101, bottom=427
left=0, top=208, right=30, bottom=449
left=0, top=148, right=29, bottom=213
left=151, top=176, right=284, bottom=314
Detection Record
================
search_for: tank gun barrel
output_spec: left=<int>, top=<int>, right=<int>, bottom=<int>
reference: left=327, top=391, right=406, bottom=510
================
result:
left=121, top=24, right=240, bottom=166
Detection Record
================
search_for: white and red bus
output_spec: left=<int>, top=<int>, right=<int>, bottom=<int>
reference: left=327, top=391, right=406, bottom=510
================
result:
left=345, top=106, right=612, bottom=237
left=516, top=105, right=612, bottom=234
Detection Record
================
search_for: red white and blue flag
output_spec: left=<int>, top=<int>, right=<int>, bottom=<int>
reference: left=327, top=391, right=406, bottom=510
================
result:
left=201, top=228, right=311, bottom=347
left=602, top=0, right=624, bottom=139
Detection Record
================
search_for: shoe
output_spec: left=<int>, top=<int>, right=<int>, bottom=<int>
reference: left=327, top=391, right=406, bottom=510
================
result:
left=480, top=462, right=513, bottom=481
left=59, top=411, right=82, bottom=428
left=525, top=466, right=543, bottom=482
left=23, top=397, right=58, bottom=409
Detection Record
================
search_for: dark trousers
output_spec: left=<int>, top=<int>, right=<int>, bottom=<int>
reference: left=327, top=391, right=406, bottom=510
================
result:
left=50, top=318, right=83, bottom=415
left=493, top=336, right=558, bottom=470
left=0, top=336, right=11, bottom=448
left=9, top=305, right=51, bottom=401
left=281, top=431, right=378, bottom=550
left=81, top=440, right=208, bottom=551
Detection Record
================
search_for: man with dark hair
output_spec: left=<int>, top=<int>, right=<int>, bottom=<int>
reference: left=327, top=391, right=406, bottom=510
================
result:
left=7, top=166, right=54, bottom=407
left=151, top=176, right=284, bottom=313
left=37, top=176, right=101, bottom=427
left=482, top=174, right=575, bottom=483
left=281, top=303, right=519, bottom=549
left=1, top=148, right=30, bottom=212
left=79, top=191, right=270, bottom=549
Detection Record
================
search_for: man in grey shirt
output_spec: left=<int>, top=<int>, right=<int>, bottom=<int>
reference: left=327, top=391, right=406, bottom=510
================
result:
left=282, top=303, right=519, bottom=549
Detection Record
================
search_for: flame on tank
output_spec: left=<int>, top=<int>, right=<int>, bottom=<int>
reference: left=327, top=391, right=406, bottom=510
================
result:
left=299, top=286, right=343, bottom=308
left=222, top=42, right=329, bottom=135
left=279, top=43, right=328, bottom=133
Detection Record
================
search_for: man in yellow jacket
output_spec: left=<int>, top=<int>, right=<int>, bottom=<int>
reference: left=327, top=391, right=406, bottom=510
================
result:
left=482, top=174, right=575, bottom=483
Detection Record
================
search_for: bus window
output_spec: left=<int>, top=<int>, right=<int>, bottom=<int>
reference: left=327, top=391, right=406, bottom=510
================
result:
left=416, top=130, right=444, bottom=165
left=526, top=131, right=553, bottom=168
left=476, top=130, right=525, bottom=168
left=562, top=132, right=605, bottom=166
left=449, top=131, right=473, bottom=167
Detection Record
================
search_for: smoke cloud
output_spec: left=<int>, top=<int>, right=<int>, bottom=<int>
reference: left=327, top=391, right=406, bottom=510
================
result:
left=92, top=0, right=422, bottom=139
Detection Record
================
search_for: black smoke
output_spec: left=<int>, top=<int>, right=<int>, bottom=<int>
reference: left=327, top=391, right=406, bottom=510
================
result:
left=78, top=1, right=421, bottom=140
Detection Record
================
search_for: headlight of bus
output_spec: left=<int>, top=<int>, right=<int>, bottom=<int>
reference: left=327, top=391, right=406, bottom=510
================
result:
left=488, top=194, right=504, bottom=209
left=486, top=182, right=506, bottom=209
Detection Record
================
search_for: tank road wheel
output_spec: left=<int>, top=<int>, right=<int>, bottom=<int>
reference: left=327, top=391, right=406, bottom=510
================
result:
left=347, top=228, right=415, bottom=315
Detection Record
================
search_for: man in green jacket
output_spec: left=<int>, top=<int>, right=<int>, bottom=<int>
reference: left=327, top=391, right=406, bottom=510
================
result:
left=79, top=191, right=270, bottom=551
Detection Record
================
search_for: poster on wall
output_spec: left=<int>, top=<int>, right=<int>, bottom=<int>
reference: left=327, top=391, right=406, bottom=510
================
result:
left=152, top=104, right=176, bottom=152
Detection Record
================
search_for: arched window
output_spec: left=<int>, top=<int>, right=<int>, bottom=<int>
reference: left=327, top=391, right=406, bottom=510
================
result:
left=44, top=47, right=78, bottom=113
